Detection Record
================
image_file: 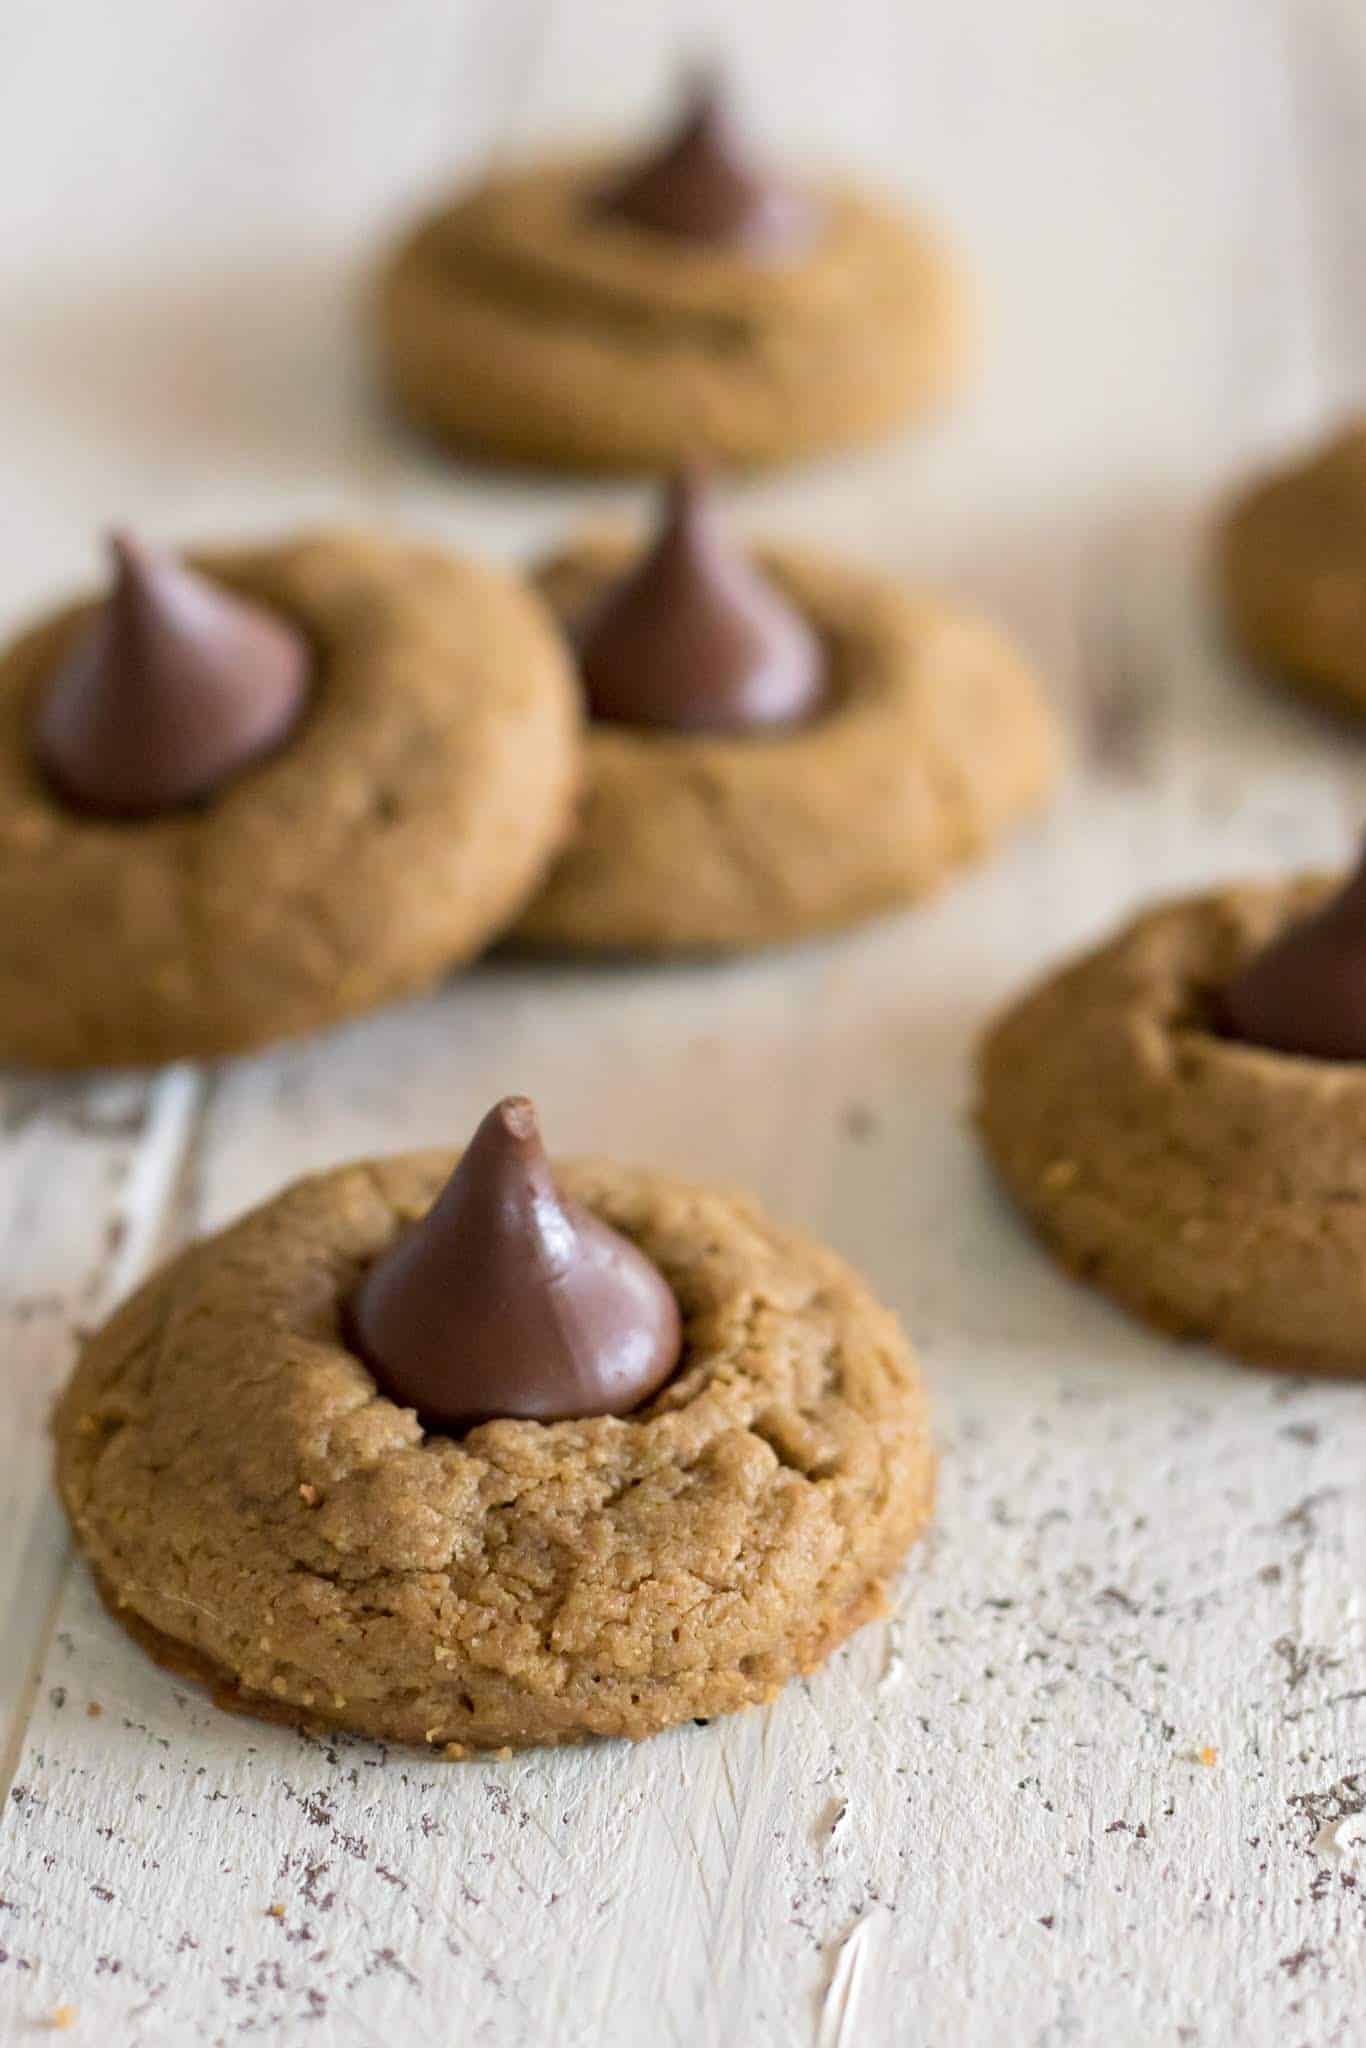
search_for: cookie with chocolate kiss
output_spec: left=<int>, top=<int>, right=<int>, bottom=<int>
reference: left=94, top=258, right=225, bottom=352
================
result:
left=513, top=482, right=1058, bottom=953
left=375, top=71, right=966, bottom=472
left=54, top=1125, right=934, bottom=1751
left=978, top=856, right=1366, bottom=1375
left=0, top=530, right=579, bottom=1066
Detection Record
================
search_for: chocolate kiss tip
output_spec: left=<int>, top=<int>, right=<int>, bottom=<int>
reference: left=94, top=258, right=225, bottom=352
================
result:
left=595, top=71, right=816, bottom=257
left=576, top=468, right=826, bottom=735
left=1220, top=838, right=1366, bottom=1060
left=33, top=533, right=310, bottom=820
left=349, top=1097, right=683, bottom=1432
left=109, top=527, right=151, bottom=569
left=495, top=1094, right=539, bottom=1141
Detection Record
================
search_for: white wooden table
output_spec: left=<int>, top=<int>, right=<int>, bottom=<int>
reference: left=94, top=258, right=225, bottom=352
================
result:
left=3, top=4, right=1366, bottom=2041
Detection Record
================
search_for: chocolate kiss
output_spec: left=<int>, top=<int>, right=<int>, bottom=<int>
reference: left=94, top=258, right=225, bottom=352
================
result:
left=34, top=533, right=310, bottom=818
left=576, top=470, right=826, bottom=734
left=1221, top=842, right=1366, bottom=1059
left=595, top=76, right=816, bottom=256
left=350, top=1097, right=683, bottom=1430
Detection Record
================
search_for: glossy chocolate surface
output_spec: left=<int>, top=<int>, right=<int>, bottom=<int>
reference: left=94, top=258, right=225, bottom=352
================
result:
left=576, top=470, right=826, bottom=734
left=34, top=533, right=309, bottom=818
left=350, top=1098, right=683, bottom=1430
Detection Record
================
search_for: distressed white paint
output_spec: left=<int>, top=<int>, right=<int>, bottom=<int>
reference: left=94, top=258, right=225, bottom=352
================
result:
left=2, top=2, right=1366, bottom=2042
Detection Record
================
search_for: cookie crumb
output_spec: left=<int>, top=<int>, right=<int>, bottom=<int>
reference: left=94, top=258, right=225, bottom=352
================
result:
left=267, top=1903, right=286, bottom=1920
left=298, top=1483, right=319, bottom=1506
left=816, top=1796, right=849, bottom=1844
left=494, top=1746, right=513, bottom=1762
left=48, top=2006, right=78, bottom=2031
left=442, top=1741, right=469, bottom=1761
left=85, top=1702, right=102, bottom=1719
left=1197, top=1745, right=1218, bottom=1767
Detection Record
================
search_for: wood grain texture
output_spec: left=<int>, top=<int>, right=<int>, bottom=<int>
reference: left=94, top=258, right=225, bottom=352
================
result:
left=0, top=1068, right=200, bottom=1789
left=2, top=3, right=1365, bottom=2042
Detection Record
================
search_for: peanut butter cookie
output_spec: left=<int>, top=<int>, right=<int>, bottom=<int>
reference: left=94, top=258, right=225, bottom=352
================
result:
left=515, top=529, right=1057, bottom=953
left=0, top=531, right=578, bottom=1066
left=374, top=88, right=963, bottom=474
left=977, top=870, right=1366, bottom=1374
left=55, top=1148, right=934, bottom=1751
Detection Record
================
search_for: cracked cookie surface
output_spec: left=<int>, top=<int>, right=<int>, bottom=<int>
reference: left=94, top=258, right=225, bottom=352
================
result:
left=0, top=531, right=579, bottom=1066
left=513, top=535, right=1058, bottom=953
left=977, top=873, right=1366, bottom=1374
left=55, top=1151, right=934, bottom=1751
left=374, top=158, right=964, bottom=473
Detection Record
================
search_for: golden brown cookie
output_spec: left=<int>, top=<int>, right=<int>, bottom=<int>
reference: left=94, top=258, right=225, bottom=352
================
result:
left=1217, top=420, right=1366, bottom=716
left=976, top=871, right=1366, bottom=1374
left=373, top=157, right=964, bottom=474
left=513, top=534, right=1058, bottom=953
left=0, top=531, right=579, bottom=1067
left=54, top=1150, right=934, bottom=1752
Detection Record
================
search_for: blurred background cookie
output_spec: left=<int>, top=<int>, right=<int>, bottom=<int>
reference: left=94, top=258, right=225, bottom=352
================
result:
left=516, top=471, right=1057, bottom=952
left=374, top=75, right=965, bottom=473
left=978, top=851, right=1366, bottom=1376
left=1218, top=421, right=1366, bottom=718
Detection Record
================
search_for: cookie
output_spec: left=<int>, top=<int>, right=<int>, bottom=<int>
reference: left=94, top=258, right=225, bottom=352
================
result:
left=1217, top=419, right=1366, bottom=716
left=976, top=869, right=1366, bottom=1374
left=0, top=530, right=579, bottom=1067
left=373, top=88, right=964, bottom=474
left=514, top=520, right=1058, bottom=953
left=54, top=1139, right=934, bottom=1752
